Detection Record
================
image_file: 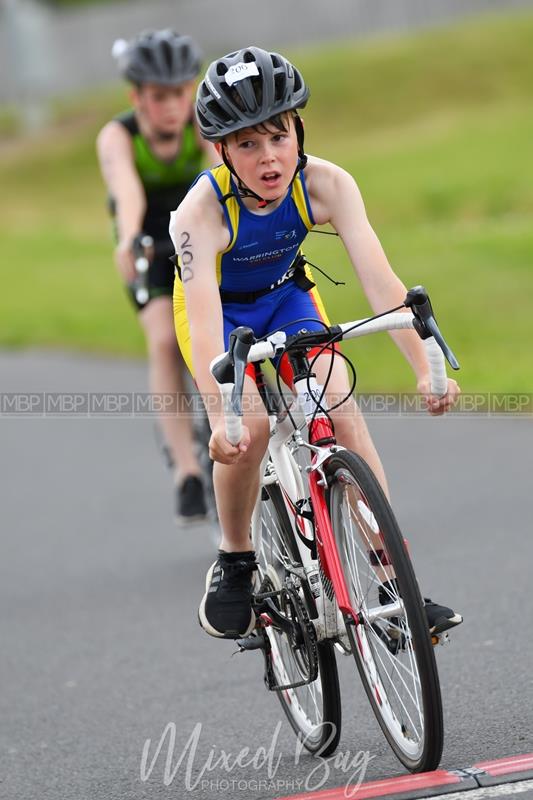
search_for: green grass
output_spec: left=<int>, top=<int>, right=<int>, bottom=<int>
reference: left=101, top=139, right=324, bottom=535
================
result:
left=0, top=106, right=21, bottom=137
left=1, top=10, right=532, bottom=391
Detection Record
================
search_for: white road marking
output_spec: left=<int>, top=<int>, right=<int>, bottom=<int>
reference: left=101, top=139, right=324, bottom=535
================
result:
left=428, top=779, right=533, bottom=800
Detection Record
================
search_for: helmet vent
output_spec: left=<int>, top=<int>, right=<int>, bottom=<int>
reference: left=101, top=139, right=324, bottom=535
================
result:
left=274, top=73, right=285, bottom=103
left=138, top=45, right=152, bottom=64
left=160, top=40, right=173, bottom=71
left=119, top=30, right=203, bottom=85
left=196, top=46, right=309, bottom=141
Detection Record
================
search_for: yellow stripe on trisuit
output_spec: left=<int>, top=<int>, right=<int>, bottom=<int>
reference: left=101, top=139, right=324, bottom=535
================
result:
left=209, top=165, right=239, bottom=286
left=291, top=173, right=314, bottom=231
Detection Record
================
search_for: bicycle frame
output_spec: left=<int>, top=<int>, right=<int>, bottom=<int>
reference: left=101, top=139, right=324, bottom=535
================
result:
left=250, top=365, right=358, bottom=644
left=214, top=293, right=459, bottom=642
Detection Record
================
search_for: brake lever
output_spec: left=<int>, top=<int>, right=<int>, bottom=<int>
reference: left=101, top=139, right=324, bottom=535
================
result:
left=229, top=326, right=255, bottom=416
left=405, top=286, right=460, bottom=371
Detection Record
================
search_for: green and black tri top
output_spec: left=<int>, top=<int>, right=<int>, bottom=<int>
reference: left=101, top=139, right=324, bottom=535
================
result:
left=111, top=110, right=204, bottom=245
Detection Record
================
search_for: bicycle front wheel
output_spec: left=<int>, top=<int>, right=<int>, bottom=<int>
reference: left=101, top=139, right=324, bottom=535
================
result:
left=257, top=481, right=342, bottom=756
left=326, top=450, right=443, bottom=772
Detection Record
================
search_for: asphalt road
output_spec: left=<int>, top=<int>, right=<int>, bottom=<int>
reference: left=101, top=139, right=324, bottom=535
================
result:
left=0, top=351, right=532, bottom=800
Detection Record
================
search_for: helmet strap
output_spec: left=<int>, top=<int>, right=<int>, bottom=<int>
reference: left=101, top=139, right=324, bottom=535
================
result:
left=293, top=112, right=308, bottom=173
left=220, top=145, right=270, bottom=207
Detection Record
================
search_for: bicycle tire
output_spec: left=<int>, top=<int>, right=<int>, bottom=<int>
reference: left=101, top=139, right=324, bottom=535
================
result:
left=326, top=449, right=443, bottom=772
left=258, top=480, right=342, bottom=756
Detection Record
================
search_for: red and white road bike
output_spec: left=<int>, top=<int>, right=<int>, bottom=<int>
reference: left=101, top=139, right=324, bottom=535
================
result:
left=211, top=286, right=460, bottom=772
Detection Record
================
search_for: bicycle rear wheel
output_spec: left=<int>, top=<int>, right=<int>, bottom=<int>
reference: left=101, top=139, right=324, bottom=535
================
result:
left=326, top=450, right=443, bottom=772
left=257, top=480, right=342, bottom=756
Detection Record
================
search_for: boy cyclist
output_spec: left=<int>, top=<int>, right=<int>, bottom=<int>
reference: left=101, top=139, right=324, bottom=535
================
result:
left=97, top=30, right=218, bottom=521
left=171, top=47, right=463, bottom=637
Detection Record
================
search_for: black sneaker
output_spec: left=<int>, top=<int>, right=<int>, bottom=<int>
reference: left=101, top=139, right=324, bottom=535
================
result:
left=379, top=581, right=463, bottom=636
left=176, top=475, right=207, bottom=523
left=423, top=598, right=463, bottom=635
left=199, top=551, right=258, bottom=638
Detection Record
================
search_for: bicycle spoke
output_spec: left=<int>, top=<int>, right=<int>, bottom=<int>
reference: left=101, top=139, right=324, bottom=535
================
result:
left=366, top=627, right=418, bottom=682
left=341, top=502, right=384, bottom=600
left=367, top=628, right=422, bottom=713
left=365, top=630, right=423, bottom=740
left=256, top=481, right=341, bottom=755
left=402, top=622, right=423, bottom=724
left=341, top=503, right=373, bottom=608
left=340, top=483, right=425, bottom=741
left=327, top=450, right=443, bottom=769
left=273, top=634, right=322, bottom=725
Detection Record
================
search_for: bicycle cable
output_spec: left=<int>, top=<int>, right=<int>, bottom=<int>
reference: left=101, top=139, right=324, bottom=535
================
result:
left=304, top=302, right=407, bottom=420
left=309, top=228, right=340, bottom=237
left=267, top=301, right=408, bottom=431
left=250, top=260, right=408, bottom=429
left=272, top=318, right=331, bottom=431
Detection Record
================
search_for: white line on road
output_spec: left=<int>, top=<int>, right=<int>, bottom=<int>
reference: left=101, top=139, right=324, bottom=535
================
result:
left=429, top=780, right=533, bottom=800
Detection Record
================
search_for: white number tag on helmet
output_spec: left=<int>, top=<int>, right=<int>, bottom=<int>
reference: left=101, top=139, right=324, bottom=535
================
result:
left=225, top=62, right=259, bottom=87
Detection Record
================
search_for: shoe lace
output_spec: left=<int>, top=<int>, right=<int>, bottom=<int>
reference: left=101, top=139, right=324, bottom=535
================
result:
left=220, top=559, right=258, bottom=592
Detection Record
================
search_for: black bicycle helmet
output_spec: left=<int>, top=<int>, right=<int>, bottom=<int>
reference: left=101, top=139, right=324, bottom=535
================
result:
left=113, top=30, right=203, bottom=86
left=196, top=46, right=310, bottom=141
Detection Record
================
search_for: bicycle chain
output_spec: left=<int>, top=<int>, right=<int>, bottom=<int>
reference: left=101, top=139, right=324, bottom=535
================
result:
left=260, top=582, right=319, bottom=692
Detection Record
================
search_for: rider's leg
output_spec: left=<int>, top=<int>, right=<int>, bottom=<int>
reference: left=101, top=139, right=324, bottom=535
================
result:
left=139, top=296, right=201, bottom=482
left=199, top=376, right=269, bottom=637
left=265, top=283, right=390, bottom=494
left=213, top=375, right=270, bottom=553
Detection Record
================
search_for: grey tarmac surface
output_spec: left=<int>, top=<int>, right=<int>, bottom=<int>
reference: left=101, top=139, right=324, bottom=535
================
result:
left=0, top=351, right=532, bottom=800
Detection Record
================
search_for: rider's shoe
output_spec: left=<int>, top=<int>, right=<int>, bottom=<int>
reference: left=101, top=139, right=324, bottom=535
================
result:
left=379, top=580, right=463, bottom=635
left=423, top=598, right=463, bottom=635
left=175, top=475, right=207, bottom=523
left=199, top=551, right=258, bottom=638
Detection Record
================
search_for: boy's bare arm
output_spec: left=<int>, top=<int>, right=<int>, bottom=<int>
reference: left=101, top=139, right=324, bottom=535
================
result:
left=96, top=121, right=146, bottom=279
left=315, top=162, right=459, bottom=409
left=171, top=186, right=228, bottom=420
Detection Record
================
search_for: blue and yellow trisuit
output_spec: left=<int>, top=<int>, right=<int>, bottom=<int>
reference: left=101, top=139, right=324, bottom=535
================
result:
left=173, top=163, right=331, bottom=383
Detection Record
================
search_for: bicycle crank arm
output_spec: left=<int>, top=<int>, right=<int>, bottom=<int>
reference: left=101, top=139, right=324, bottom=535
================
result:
left=252, top=596, right=301, bottom=640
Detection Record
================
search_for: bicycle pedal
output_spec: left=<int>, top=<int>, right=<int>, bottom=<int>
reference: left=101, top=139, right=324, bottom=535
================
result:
left=431, top=632, right=450, bottom=646
left=234, top=634, right=266, bottom=653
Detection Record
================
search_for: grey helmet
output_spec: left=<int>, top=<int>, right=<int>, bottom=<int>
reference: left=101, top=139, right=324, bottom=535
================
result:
left=196, top=46, right=310, bottom=141
left=113, top=30, right=203, bottom=86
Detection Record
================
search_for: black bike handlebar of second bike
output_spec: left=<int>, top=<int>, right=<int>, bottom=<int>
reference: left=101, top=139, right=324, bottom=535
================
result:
left=131, top=233, right=154, bottom=306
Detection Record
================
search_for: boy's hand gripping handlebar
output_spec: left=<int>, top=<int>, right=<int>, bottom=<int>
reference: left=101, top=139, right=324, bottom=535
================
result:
left=209, top=287, right=460, bottom=445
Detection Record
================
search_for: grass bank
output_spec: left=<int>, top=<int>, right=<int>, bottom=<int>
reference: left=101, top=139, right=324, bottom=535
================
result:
left=1, top=11, right=532, bottom=391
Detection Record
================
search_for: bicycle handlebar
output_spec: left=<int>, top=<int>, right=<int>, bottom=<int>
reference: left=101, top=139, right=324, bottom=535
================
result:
left=131, top=234, right=154, bottom=306
left=404, top=285, right=460, bottom=370
left=210, top=286, right=460, bottom=445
